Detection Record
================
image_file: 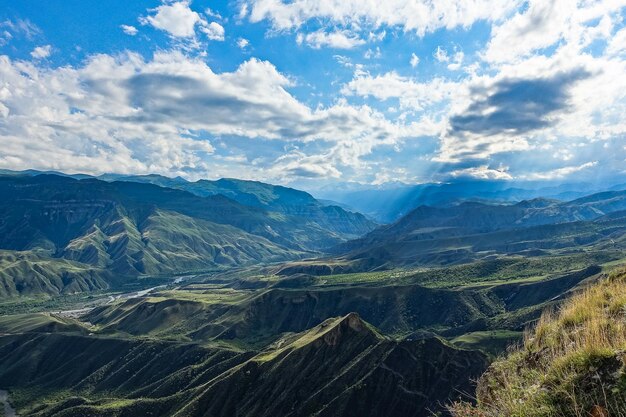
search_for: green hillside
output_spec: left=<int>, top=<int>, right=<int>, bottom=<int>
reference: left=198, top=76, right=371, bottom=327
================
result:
left=0, top=314, right=487, bottom=417
left=0, top=173, right=378, bottom=298
left=451, top=268, right=626, bottom=416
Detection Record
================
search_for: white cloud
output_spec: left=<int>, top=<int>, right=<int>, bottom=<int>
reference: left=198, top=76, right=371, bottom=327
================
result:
left=246, top=0, right=522, bottom=36
left=368, top=30, right=386, bottom=41
left=364, top=47, right=381, bottom=59
left=521, top=161, right=598, bottom=180
left=434, top=46, right=449, bottom=62
left=450, top=165, right=513, bottom=180
left=142, top=1, right=202, bottom=38
left=237, top=38, right=250, bottom=49
left=342, top=71, right=459, bottom=111
left=0, top=51, right=429, bottom=179
left=200, top=21, right=225, bottom=41
left=0, top=18, right=40, bottom=46
left=485, top=0, right=573, bottom=63
left=297, top=29, right=365, bottom=49
left=120, top=25, right=138, bottom=36
left=607, top=26, right=626, bottom=56
left=447, top=50, right=464, bottom=70
left=433, top=46, right=464, bottom=69
left=30, top=45, right=51, bottom=59
left=204, top=8, right=223, bottom=20
left=484, top=0, right=625, bottom=63
left=272, top=151, right=341, bottom=179
left=410, top=53, right=419, bottom=67
left=141, top=0, right=224, bottom=43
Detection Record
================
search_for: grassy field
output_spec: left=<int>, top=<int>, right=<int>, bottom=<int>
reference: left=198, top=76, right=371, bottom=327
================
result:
left=450, top=330, right=523, bottom=357
left=279, top=251, right=623, bottom=290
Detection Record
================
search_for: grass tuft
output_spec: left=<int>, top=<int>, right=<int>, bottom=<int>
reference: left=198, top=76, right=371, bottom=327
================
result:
left=450, top=267, right=626, bottom=417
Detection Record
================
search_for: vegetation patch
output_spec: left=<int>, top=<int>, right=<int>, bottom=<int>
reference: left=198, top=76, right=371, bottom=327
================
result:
left=450, top=268, right=626, bottom=417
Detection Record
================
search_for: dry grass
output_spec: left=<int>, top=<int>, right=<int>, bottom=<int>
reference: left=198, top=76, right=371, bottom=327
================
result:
left=449, top=268, right=626, bottom=417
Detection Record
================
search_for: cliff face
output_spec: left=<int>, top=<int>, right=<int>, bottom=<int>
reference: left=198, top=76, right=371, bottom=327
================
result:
left=450, top=268, right=626, bottom=417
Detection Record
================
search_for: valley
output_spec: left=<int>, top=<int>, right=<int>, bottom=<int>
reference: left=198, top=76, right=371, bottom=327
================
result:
left=0, top=170, right=625, bottom=416
left=3, top=3, right=626, bottom=415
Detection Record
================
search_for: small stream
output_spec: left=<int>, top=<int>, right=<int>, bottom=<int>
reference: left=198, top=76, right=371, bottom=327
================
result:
left=0, top=390, right=17, bottom=417
left=55, top=274, right=196, bottom=318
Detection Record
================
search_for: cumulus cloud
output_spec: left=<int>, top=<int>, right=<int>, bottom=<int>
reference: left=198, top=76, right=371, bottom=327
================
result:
left=297, top=29, right=365, bottom=49
left=450, top=164, right=513, bottom=180
left=434, top=46, right=464, bottom=69
left=237, top=38, right=250, bottom=49
left=607, top=26, right=626, bottom=56
left=449, top=68, right=591, bottom=137
left=0, top=51, right=429, bottom=179
left=485, top=0, right=625, bottom=63
left=272, top=151, right=341, bottom=179
left=4, top=0, right=626, bottom=185
left=141, top=1, right=224, bottom=43
left=120, top=25, right=138, bottom=36
left=201, top=21, right=225, bottom=41
left=246, top=0, right=521, bottom=36
left=142, top=1, right=202, bottom=37
left=342, top=71, right=458, bottom=111
left=30, top=45, right=52, bottom=59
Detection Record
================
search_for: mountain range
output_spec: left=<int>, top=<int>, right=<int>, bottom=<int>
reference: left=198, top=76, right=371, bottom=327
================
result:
left=1, top=169, right=626, bottom=417
left=318, top=179, right=626, bottom=222
left=0, top=172, right=374, bottom=297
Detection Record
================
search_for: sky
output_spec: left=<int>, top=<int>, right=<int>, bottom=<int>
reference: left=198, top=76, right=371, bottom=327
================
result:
left=0, top=0, right=625, bottom=191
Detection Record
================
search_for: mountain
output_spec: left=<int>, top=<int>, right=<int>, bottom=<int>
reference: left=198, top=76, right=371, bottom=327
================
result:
left=0, top=313, right=488, bottom=417
left=318, top=179, right=626, bottom=223
left=0, top=169, right=375, bottom=246
left=0, top=174, right=375, bottom=297
left=324, top=191, right=626, bottom=271
left=105, top=174, right=376, bottom=237
left=85, top=261, right=601, bottom=346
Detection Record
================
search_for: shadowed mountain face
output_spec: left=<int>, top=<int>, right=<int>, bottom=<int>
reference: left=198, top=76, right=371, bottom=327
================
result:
left=325, top=191, right=626, bottom=271
left=0, top=314, right=488, bottom=417
left=0, top=174, right=375, bottom=296
left=99, top=174, right=378, bottom=237
left=320, top=180, right=626, bottom=223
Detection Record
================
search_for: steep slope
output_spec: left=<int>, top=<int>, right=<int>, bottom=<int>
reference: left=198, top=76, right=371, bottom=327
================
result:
left=0, top=175, right=306, bottom=296
left=86, top=264, right=599, bottom=344
left=0, top=314, right=488, bottom=417
left=108, top=175, right=376, bottom=240
left=0, top=173, right=374, bottom=252
left=63, top=209, right=297, bottom=275
left=329, top=193, right=626, bottom=270
left=178, top=313, right=488, bottom=417
left=451, top=268, right=626, bottom=417
left=0, top=250, right=112, bottom=297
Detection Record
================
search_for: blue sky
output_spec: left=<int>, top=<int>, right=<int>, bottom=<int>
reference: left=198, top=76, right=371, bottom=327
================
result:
left=0, top=0, right=625, bottom=191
